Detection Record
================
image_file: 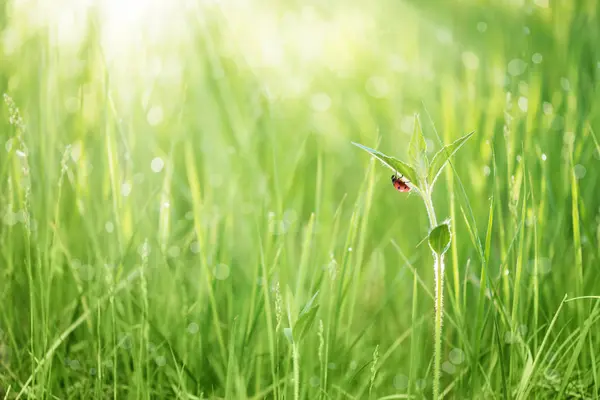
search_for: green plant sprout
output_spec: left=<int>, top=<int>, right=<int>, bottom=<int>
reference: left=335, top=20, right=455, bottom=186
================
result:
left=353, top=114, right=474, bottom=399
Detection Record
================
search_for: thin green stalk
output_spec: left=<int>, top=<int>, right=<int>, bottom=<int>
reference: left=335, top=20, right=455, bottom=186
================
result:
left=293, top=342, right=300, bottom=400
left=423, top=191, right=443, bottom=400
left=433, top=252, right=445, bottom=400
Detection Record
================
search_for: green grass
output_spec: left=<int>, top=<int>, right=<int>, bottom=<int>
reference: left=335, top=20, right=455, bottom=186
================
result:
left=1, top=0, right=600, bottom=398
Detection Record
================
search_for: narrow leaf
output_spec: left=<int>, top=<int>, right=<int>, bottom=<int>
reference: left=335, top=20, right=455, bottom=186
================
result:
left=299, top=290, right=319, bottom=316
left=351, top=142, right=419, bottom=188
left=428, top=221, right=452, bottom=256
left=408, top=113, right=427, bottom=166
left=428, top=131, right=475, bottom=188
left=293, top=305, right=319, bottom=342
left=283, top=327, right=294, bottom=344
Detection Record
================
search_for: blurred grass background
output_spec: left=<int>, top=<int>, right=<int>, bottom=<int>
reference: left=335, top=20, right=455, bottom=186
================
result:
left=1, top=0, right=600, bottom=398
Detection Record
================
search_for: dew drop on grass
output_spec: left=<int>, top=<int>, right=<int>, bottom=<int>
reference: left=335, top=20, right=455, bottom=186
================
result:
left=393, top=374, right=409, bottom=390
left=449, top=348, right=465, bottom=365
left=462, top=51, right=480, bottom=70
left=147, top=105, right=164, bottom=126
left=79, top=264, right=95, bottom=281
left=483, top=166, right=491, bottom=176
left=210, top=174, right=223, bottom=188
left=560, top=77, right=571, bottom=91
left=349, top=360, right=358, bottom=370
left=389, top=54, right=408, bottom=72
left=105, top=221, right=114, bottom=233
left=442, top=361, right=456, bottom=374
left=541, top=153, right=547, bottom=161
left=69, top=359, right=81, bottom=370
left=477, top=22, right=487, bottom=32
left=436, top=29, right=453, bottom=44
left=563, top=131, right=576, bottom=145
left=121, top=182, right=132, bottom=197
left=504, top=331, right=516, bottom=344
left=532, top=53, right=543, bottom=63
left=309, top=376, right=320, bottom=387
left=366, top=76, right=390, bottom=98
left=155, top=355, right=166, bottom=366
left=187, top=322, right=199, bottom=334
left=3, top=211, right=17, bottom=226
left=283, top=209, right=297, bottom=223
left=65, top=97, right=79, bottom=113
left=168, top=246, right=180, bottom=258
left=190, top=241, right=201, bottom=254
left=518, top=96, right=528, bottom=112
left=214, top=263, right=230, bottom=280
left=507, top=59, right=527, bottom=76
left=15, top=210, right=27, bottom=224
left=5, top=138, right=13, bottom=152
left=310, top=93, right=331, bottom=112
left=519, top=325, right=528, bottom=336
left=574, top=164, right=586, bottom=179
left=400, top=115, right=414, bottom=134
left=523, top=26, right=530, bottom=35
left=151, top=157, right=164, bottom=173
left=543, top=102, right=553, bottom=115
left=134, top=173, right=145, bottom=184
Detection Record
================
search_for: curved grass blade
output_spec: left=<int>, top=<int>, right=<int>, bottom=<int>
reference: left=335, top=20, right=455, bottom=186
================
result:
left=351, top=142, right=419, bottom=189
left=409, top=113, right=428, bottom=176
left=428, top=131, right=475, bottom=188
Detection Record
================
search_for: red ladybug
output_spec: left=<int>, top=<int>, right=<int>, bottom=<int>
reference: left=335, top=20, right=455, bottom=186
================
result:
left=391, top=174, right=411, bottom=192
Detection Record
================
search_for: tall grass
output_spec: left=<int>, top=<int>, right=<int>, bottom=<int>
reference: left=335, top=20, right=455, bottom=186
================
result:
left=1, top=0, right=600, bottom=398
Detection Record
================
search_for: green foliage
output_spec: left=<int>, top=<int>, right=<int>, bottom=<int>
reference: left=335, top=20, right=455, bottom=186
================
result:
left=408, top=114, right=429, bottom=179
left=428, top=131, right=475, bottom=188
left=352, top=142, right=419, bottom=188
left=428, top=221, right=452, bottom=256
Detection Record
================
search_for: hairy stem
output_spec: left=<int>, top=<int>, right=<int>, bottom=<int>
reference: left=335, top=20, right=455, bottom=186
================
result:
left=433, top=252, right=445, bottom=400
left=423, top=190, right=444, bottom=400
left=423, top=192, right=438, bottom=228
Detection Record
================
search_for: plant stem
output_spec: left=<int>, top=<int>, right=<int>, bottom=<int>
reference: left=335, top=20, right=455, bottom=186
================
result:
left=433, top=252, right=445, bottom=400
left=423, top=190, right=443, bottom=400
left=423, top=192, right=438, bottom=228
left=293, top=343, right=300, bottom=400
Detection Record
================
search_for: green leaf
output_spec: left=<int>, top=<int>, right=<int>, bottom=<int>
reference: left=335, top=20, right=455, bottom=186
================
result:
left=428, top=221, right=452, bottom=255
left=351, top=142, right=419, bottom=189
left=293, top=305, right=319, bottom=342
left=299, top=290, right=319, bottom=316
left=283, top=327, right=294, bottom=344
left=408, top=113, right=427, bottom=168
left=428, top=131, right=475, bottom=188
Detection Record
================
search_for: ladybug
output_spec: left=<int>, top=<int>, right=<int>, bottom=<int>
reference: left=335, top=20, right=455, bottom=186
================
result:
left=391, top=174, right=411, bottom=192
